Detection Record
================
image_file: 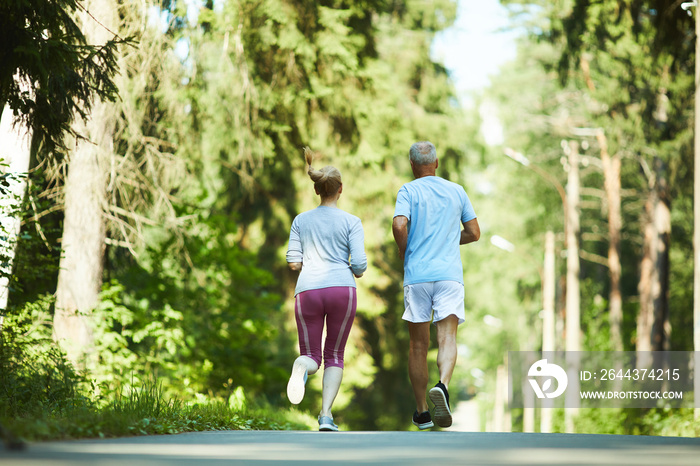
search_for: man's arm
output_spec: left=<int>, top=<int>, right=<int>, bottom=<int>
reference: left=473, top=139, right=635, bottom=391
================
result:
left=460, top=218, right=480, bottom=245
left=392, top=215, right=408, bottom=261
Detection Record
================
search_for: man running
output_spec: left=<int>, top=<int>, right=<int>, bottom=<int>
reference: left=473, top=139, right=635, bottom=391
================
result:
left=392, top=141, right=480, bottom=429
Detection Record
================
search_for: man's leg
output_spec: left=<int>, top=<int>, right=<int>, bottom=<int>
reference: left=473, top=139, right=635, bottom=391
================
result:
left=428, top=314, right=459, bottom=427
left=407, top=321, right=431, bottom=413
left=435, top=314, right=459, bottom=387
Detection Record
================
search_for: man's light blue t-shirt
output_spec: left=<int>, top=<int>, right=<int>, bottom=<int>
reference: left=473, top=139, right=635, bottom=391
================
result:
left=393, top=176, right=476, bottom=286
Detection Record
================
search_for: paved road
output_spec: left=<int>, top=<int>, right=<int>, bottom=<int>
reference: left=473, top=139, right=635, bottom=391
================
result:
left=2, top=430, right=700, bottom=465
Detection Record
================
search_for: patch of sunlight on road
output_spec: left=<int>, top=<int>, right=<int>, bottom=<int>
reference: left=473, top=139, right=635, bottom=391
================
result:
left=40, top=441, right=483, bottom=462
left=448, top=399, right=481, bottom=431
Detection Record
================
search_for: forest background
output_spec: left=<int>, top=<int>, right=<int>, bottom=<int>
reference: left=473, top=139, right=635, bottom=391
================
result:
left=1, top=0, right=697, bottom=436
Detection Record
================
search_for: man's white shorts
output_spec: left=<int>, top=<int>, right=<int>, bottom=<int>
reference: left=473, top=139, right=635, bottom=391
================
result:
left=402, top=281, right=465, bottom=325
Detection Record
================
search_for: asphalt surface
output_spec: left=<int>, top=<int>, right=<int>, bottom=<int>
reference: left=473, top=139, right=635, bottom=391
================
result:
left=2, top=430, right=700, bottom=465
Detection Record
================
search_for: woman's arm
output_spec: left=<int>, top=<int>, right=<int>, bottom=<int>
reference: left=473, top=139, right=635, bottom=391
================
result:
left=349, top=219, right=367, bottom=278
left=286, top=218, right=303, bottom=269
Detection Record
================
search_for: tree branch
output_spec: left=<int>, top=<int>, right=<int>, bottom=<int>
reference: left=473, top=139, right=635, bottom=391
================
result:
left=579, top=249, right=608, bottom=267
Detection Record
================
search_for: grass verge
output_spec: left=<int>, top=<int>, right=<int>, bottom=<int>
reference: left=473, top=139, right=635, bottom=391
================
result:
left=0, top=297, right=317, bottom=444
left=2, top=380, right=316, bottom=443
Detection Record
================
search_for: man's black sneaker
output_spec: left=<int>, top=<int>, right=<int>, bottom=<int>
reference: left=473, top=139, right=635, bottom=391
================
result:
left=428, top=381, right=452, bottom=428
left=412, top=410, right=434, bottom=430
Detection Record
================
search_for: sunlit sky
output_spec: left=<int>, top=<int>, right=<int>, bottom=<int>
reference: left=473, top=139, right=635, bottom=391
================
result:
left=432, top=0, right=520, bottom=100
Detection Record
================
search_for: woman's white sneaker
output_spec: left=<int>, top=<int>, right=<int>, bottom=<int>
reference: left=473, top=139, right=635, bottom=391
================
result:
left=286, top=360, right=308, bottom=405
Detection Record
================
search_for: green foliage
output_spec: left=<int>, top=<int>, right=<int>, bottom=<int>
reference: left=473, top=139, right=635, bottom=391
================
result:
left=0, top=294, right=311, bottom=441
left=7, top=167, right=63, bottom=309
left=98, top=200, right=291, bottom=400
left=572, top=408, right=697, bottom=436
left=133, top=0, right=472, bottom=430
left=4, top=376, right=311, bottom=441
left=639, top=408, right=697, bottom=437
left=0, top=295, right=91, bottom=420
left=10, top=0, right=697, bottom=438
left=479, top=0, right=697, bottom=435
left=0, top=0, right=131, bottom=154
left=492, top=0, right=695, bottom=351
left=0, top=169, right=26, bottom=298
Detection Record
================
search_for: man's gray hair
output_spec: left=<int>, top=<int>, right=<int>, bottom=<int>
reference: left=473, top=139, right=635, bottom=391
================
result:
left=409, top=141, right=437, bottom=165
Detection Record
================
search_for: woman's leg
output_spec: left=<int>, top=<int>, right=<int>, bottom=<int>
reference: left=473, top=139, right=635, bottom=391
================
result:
left=294, top=291, right=325, bottom=369
left=288, top=291, right=324, bottom=404
left=320, top=287, right=356, bottom=417
left=320, top=366, right=343, bottom=418
left=293, top=355, right=319, bottom=375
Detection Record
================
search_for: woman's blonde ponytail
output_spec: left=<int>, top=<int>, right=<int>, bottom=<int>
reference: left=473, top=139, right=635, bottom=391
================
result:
left=304, top=146, right=314, bottom=172
left=302, top=146, right=342, bottom=198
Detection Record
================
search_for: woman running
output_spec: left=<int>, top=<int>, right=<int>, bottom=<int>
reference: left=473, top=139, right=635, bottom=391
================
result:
left=286, top=147, right=367, bottom=432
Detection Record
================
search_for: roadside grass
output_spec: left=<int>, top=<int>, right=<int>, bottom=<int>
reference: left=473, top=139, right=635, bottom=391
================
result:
left=2, top=380, right=316, bottom=442
left=0, top=297, right=316, bottom=443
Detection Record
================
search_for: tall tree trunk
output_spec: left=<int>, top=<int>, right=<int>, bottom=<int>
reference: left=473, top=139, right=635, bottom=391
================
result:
left=542, top=230, right=556, bottom=353
left=651, top=158, right=671, bottom=351
left=565, top=140, right=581, bottom=354
left=540, top=230, right=556, bottom=434
left=0, top=100, right=32, bottom=325
left=564, top=140, right=581, bottom=433
left=637, top=158, right=671, bottom=354
left=598, top=130, right=623, bottom=351
left=53, top=0, right=117, bottom=364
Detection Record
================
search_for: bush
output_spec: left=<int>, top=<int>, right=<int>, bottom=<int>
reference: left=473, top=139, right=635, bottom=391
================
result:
left=0, top=295, right=93, bottom=421
left=0, top=295, right=312, bottom=442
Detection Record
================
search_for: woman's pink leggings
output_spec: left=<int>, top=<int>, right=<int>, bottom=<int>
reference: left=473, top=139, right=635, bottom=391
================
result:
left=294, top=286, right=357, bottom=369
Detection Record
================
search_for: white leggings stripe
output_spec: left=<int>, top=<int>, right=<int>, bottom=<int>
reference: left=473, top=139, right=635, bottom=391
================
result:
left=332, top=287, right=354, bottom=364
left=296, top=293, right=311, bottom=355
